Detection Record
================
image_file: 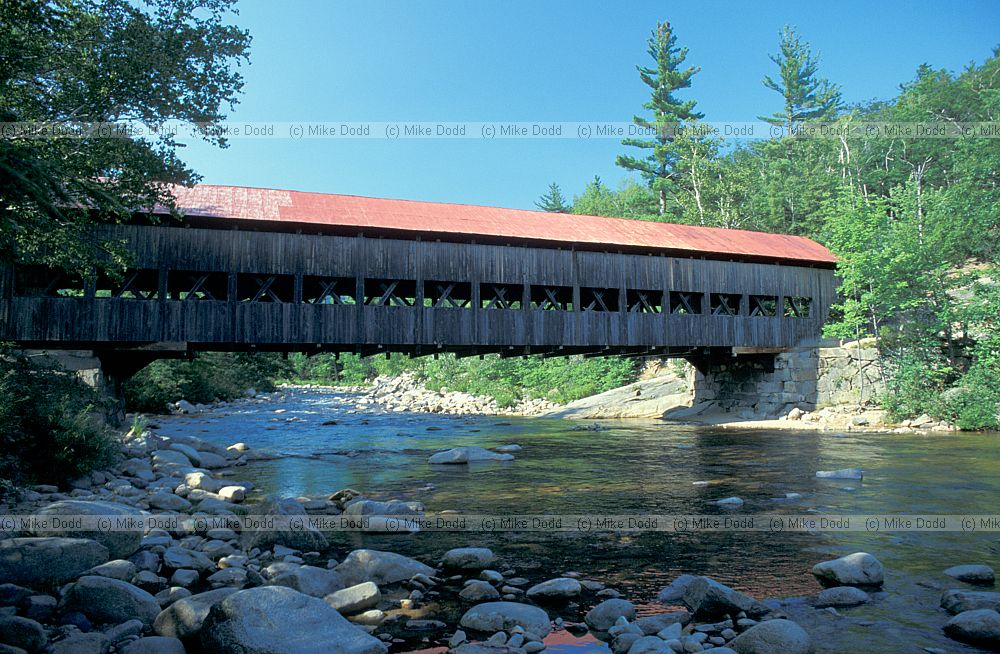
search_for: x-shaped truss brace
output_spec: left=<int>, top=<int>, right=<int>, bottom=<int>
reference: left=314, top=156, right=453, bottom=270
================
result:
left=712, top=294, right=738, bottom=316
left=248, top=275, right=284, bottom=303
left=785, top=297, right=808, bottom=317
left=113, top=270, right=157, bottom=300
left=583, top=289, right=613, bottom=312
left=310, top=278, right=350, bottom=305
left=628, top=291, right=660, bottom=313
left=538, top=287, right=566, bottom=311
left=182, top=274, right=217, bottom=301
left=431, top=283, right=469, bottom=308
left=368, top=281, right=412, bottom=307
left=671, top=292, right=698, bottom=315
left=483, top=285, right=516, bottom=309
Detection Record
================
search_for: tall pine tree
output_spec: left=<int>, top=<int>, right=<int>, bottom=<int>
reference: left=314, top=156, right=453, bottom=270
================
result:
left=760, top=25, right=842, bottom=130
left=535, top=182, right=570, bottom=212
left=616, top=21, right=703, bottom=215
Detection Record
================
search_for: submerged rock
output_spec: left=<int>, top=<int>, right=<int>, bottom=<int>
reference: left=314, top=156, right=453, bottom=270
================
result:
left=944, top=565, right=995, bottom=585
left=428, top=447, right=514, bottom=464
left=815, top=586, right=869, bottom=608
left=525, top=578, right=582, bottom=600
left=941, top=589, right=1000, bottom=614
left=815, top=468, right=863, bottom=480
left=442, top=547, right=496, bottom=570
left=942, top=609, right=1000, bottom=647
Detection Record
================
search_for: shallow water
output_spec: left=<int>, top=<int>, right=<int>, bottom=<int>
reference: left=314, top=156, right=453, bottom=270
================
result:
left=154, top=389, right=1000, bottom=653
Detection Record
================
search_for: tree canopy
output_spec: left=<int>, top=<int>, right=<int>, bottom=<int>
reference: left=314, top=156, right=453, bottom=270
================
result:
left=0, top=0, right=251, bottom=272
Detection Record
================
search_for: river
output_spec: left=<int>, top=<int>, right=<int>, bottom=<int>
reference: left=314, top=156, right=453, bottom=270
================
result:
left=152, top=388, right=1000, bottom=653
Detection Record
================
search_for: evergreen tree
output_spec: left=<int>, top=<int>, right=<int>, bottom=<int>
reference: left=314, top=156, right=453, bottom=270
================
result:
left=534, top=182, right=571, bottom=212
left=760, top=25, right=842, bottom=130
left=616, top=21, right=704, bottom=215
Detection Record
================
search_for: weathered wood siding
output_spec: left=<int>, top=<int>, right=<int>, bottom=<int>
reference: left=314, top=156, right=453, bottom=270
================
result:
left=0, top=224, right=836, bottom=351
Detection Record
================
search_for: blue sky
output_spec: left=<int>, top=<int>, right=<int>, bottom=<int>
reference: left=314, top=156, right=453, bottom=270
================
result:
left=179, top=0, right=999, bottom=209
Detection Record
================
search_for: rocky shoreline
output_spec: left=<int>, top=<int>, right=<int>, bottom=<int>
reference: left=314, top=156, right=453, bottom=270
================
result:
left=2, top=413, right=998, bottom=654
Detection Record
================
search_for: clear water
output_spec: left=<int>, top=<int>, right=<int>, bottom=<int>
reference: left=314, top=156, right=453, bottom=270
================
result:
left=153, top=389, right=1000, bottom=653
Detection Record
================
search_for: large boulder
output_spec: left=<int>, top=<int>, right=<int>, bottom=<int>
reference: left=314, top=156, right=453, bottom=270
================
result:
left=241, top=498, right=327, bottom=552
left=200, top=586, right=388, bottom=654
left=525, top=578, right=582, bottom=601
left=153, top=588, right=238, bottom=638
left=729, top=619, right=812, bottom=654
left=626, top=635, right=671, bottom=654
left=324, top=582, right=381, bottom=614
left=0, top=537, right=109, bottom=585
left=37, top=500, right=144, bottom=558
left=60, top=575, right=160, bottom=627
left=459, top=601, right=551, bottom=637
left=943, top=609, right=1000, bottom=648
left=941, top=589, right=1000, bottom=614
left=266, top=564, right=344, bottom=598
left=442, top=548, right=496, bottom=570
left=334, top=549, right=434, bottom=586
left=585, top=599, right=636, bottom=631
left=682, top=577, right=767, bottom=619
left=428, top=447, right=514, bottom=464
left=657, top=574, right=697, bottom=604
left=811, top=552, right=884, bottom=587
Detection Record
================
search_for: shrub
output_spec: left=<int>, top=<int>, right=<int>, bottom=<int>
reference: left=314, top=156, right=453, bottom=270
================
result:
left=124, top=352, right=291, bottom=413
left=881, top=352, right=951, bottom=421
left=940, top=365, right=1000, bottom=431
left=0, top=351, right=118, bottom=493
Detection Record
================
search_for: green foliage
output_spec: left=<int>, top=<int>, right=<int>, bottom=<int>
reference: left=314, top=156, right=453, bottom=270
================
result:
left=760, top=25, right=842, bottom=128
left=535, top=182, right=571, bottom=213
left=124, top=352, right=289, bottom=413
left=0, top=351, right=118, bottom=492
left=417, top=355, right=638, bottom=407
left=616, top=21, right=705, bottom=215
left=881, top=352, right=951, bottom=421
left=285, top=351, right=638, bottom=408
left=0, top=0, right=250, bottom=274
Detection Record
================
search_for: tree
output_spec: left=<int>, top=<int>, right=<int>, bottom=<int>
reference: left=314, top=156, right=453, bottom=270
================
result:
left=616, top=21, right=704, bottom=215
left=0, top=0, right=251, bottom=273
left=760, top=25, right=842, bottom=130
left=534, top=182, right=571, bottom=213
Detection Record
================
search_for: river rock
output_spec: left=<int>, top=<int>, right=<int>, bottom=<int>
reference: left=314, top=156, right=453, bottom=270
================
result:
left=87, top=559, right=138, bottom=581
left=944, top=565, right=995, bottom=585
left=191, top=451, right=228, bottom=470
left=811, top=552, right=884, bottom=587
left=815, top=586, right=869, bottom=608
left=200, top=586, right=387, bottom=654
left=494, top=444, right=522, bottom=453
left=121, top=636, right=186, bottom=654
left=460, top=601, right=551, bottom=637
left=627, top=635, right=670, bottom=654
left=585, top=599, right=636, bottom=631
left=218, top=486, right=246, bottom=502
left=148, top=492, right=193, bottom=512
left=267, top=564, right=344, bottom=598
left=657, top=574, right=697, bottom=604
left=241, top=498, right=327, bottom=552
left=153, top=587, right=237, bottom=638
left=682, top=577, right=767, bottom=619
left=443, top=548, right=496, bottom=570
left=460, top=581, right=501, bottom=602
left=941, top=589, right=1000, bottom=614
left=334, top=549, right=434, bottom=586
left=325, top=582, right=381, bottom=614
left=343, top=499, right=423, bottom=516
left=163, top=546, right=215, bottom=573
left=428, top=447, right=514, bottom=464
left=0, top=537, right=109, bottom=585
left=635, top=612, right=691, bottom=635
left=60, top=576, right=160, bottom=627
left=525, top=578, right=582, bottom=600
left=0, top=616, right=45, bottom=653
left=815, top=468, right=863, bottom=480
left=942, top=609, right=1000, bottom=647
left=37, top=500, right=144, bottom=558
left=51, top=632, right=109, bottom=654
left=729, top=619, right=812, bottom=654
left=183, top=472, right=227, bottom=493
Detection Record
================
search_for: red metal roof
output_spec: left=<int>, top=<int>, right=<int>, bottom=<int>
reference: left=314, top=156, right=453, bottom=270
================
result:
left=161, top=184, right=836, bottom=267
